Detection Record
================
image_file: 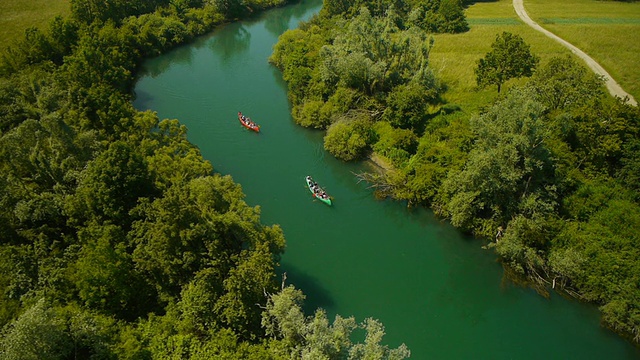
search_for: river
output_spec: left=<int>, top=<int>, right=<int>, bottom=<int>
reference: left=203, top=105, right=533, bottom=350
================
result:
left=133, top=0, right=640, bottom=358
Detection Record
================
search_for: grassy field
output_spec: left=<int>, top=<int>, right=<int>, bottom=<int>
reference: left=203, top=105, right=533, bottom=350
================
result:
left=430, top=0, right=640, bottom=110
left=524, top=0, right=640, bottom=103
left=0, top=0, right=70, bottom=50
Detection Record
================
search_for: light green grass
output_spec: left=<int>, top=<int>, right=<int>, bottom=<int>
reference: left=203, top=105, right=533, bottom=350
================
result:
left=430, top=0, right=568, bottom=112
left=524, top=0, right=640, bottom=103
left=0, top=0, right=70, bottom=50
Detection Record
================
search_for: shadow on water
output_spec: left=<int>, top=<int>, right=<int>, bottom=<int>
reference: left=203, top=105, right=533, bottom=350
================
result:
left=270, top=65, right=290, bottom=93
left=263, top=1, right=317, bottom=36
left=143, top=43, right=197, bottom=78
left=132, top=89, right=155, bottom=110
left=278, top=263, right=335, bottom=314
left=207, top=23, right=251, bottom=63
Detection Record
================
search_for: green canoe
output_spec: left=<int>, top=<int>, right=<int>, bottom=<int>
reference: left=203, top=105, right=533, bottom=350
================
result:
left=305, top=175, right=332, bottom=206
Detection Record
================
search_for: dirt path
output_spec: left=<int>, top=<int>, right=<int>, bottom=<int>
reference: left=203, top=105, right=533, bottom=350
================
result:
left=513, top=0, right=637, bottom=106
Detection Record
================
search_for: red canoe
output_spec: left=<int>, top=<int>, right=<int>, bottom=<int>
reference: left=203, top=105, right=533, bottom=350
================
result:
left=238, top=112, right=260, bottom=132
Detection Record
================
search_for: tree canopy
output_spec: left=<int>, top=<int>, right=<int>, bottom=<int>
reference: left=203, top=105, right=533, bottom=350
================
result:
left=475, top=31, right=539, bottom=93
left=0, top=0, right=413, bottom=357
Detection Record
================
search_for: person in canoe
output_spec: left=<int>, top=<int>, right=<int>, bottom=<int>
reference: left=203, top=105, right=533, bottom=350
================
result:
left=305, top=175, right=332, bottom=205
left=238, top=111, right=260, bottom=132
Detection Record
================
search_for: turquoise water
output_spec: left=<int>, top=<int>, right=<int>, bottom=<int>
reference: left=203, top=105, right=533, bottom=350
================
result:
left=133, top=1, right=640, bottom=358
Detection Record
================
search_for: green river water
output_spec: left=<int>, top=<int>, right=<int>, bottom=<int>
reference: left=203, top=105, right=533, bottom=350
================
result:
left=133, top=1, right=640, bottom=358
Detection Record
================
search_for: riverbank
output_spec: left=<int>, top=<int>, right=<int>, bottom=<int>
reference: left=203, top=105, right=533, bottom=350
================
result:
left=367, top=152, right=394, bottom=173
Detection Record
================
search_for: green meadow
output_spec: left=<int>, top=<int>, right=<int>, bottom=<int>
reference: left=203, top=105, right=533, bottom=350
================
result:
left=430, top=0, right=640, bottom=108
left=430, top=0, right=568, bottom=111
left=524, top=0, right=640, bottom=103
left=0, top=0, right=70, bottom=50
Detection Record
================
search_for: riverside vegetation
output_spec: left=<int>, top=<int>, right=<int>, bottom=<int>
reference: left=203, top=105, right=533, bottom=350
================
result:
left=0, top=0, right=414, bottom=358
left=0, top=0, right=639, bottom=357
left=269, top=0, right=640, bottom=346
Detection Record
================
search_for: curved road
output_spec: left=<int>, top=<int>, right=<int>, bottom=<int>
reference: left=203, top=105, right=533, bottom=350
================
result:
left=513, top=0, right=637, bottom=106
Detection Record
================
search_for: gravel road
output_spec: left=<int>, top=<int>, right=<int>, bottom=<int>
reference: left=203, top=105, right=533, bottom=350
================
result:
left=513, top=0, right=637, bottom=106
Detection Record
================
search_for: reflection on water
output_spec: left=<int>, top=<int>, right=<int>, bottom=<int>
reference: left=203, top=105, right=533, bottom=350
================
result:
left=208, top=23, right=251, bottom=63
left=263, top=2, right=317, bottom=36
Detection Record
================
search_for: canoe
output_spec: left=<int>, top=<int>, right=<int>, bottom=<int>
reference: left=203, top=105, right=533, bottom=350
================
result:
left=305, top=175, right=332, bottom=206
left=238, top=112, right=260, bottom=132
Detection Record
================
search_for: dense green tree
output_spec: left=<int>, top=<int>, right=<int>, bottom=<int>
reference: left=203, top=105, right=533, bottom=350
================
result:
left=439, top=87, right=556, bottom=235
left=212, top=0, right=247, bottom=19
left=68, top=140, right=154, bottom=226
left=0, top=299, right=72, bottom=360
left=475, top=32, right=539, bottom=93
left=72, top=224, right=157, bottom=320
left=323, top=0, right=352, bottom=17
left=382, top=82, right=436, bottom=129
left=528, top=55, right=604, bottom=112
left=262, top=285, right=410, bottom=359
left=70, top=0, right=171, bottom=25
left=407, top=0, right=468, bottom=33
left=324, top=117, right=374, bottom=161
left=372, top=121, right=418, bottom=165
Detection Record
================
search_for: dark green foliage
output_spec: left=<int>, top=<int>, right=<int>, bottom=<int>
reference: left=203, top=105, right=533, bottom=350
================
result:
left=475, top=32, right=539, bottom=93
left=69, top=140, right=154, bottom=226
left=212, top=0, right=248, bottom=19
left=383, top=82, right=437, bottom=129
left=261, top=285, right=411, bottom=359
left=70, top=0, right=171, bottom=25
left=407, top=0, right=468, bottom=33
left=528, top=55, right=604, bottom=111
left=324, top=117, right=374, bottom=161
left=372, top=121, right=418, bottom=166
left=439, top=87, right=556, bottom=234
left=0, top=2, right=319, bottom=357
left=72, top=224, right=157, bottom=320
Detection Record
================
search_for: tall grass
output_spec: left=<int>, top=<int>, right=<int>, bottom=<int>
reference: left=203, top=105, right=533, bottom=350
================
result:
left=430, top=0, right=640, bottom=110
left=0, top=0, right=70, bottom=50
left=524, top=0, right=640, bottom=102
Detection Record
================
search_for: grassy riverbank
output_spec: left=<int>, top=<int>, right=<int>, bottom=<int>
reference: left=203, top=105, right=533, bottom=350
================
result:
left=429, top=0, right=640, bottom=110
left=0, top=0, right=70, bottom=50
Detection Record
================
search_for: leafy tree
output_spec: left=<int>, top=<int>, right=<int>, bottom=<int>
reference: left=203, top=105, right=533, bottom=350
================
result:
left=475, top=32, right=539, bottom=93
left=262, top=285, right=410, bottom=359
left=70, top=0, right=170, bottom=25
left=73, top=224, right=157, bottom=320
left=407, top=0, right=468, bottom=33
left=69, top=140, right=154, bottom=226
left=372, top=121, right=418, bottom=166
left=528, top=55, right=604, bottom=111
left=324, top=117, right=374, bottom=161
left=212, top=0, right=247, bottom=19
left=382, top=82, right=436, bottom=129
left=439, top=87, right=556, bottom=235
left=323, top=0, right=352, bottom=17
left=0, top=299, right=72, bottom=360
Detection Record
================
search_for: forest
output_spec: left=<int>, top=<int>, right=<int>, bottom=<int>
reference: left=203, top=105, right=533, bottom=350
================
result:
left=269, top=0, right=640, bottom=346
left=0, top=0, right=429, bottom=358
left=0, top=0, right=638, bottom=357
